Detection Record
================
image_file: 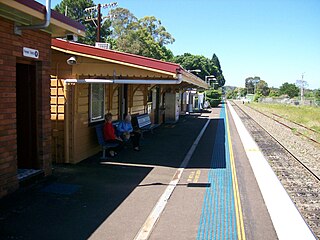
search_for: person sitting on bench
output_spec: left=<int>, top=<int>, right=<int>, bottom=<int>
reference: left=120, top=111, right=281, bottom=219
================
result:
left=103, top=113, right=123, bottom=157
left=117, top=113, right=141, bottom=151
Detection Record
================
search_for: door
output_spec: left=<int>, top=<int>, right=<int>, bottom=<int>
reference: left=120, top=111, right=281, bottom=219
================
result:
left=154, top=87, right=160, bottom=124
left=16, top=63, right=38, bottom=169
left=119, top=84, right=128, bottom=119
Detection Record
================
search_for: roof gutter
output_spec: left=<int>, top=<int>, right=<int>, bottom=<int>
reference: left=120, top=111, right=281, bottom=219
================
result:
left=15, top=0, right=51, bottom=35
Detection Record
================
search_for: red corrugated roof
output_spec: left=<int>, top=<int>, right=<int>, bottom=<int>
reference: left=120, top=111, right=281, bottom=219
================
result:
left=51, top=38, right=182, bottom=74
left=15, top=0, right=85, bottom=32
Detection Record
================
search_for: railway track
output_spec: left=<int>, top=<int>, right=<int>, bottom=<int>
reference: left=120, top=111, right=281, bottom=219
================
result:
left=229, top=100, right=320, bottom=239
left=246, top=104, right=320, bottom=146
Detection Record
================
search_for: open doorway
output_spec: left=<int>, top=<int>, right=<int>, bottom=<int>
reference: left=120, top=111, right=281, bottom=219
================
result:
left=119, top=84, right=128, bottom=119
left=16, top=63, right=39, bottom=171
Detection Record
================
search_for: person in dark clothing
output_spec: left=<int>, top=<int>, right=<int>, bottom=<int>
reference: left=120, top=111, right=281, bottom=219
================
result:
left=103, top=113, right=123, bottom=156
left=117, top=114, right=141, bottom=151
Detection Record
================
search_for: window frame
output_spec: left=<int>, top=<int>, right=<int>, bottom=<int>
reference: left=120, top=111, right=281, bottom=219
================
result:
left=89, top=83, right=105, bottom=123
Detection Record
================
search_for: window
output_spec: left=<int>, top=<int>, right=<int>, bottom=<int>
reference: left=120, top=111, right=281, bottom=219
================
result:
left=90, top=84, right=105, bottom=123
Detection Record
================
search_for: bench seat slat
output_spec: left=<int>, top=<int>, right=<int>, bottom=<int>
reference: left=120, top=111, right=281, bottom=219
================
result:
left=134, top=114, right=159, bottom=137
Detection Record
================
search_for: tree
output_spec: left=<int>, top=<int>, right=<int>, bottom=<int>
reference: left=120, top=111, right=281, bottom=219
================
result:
left=211, top=54, right=221, bottom=71
left=211, top=54, right=225, bottom=87
left=173, top=53, right=225, bottom=88
left=106, top=8, right=174, bottom=61
left=245, top=76, right=261, bottom=94
left=245, top=77, right=254, bottom=94
left=139, top=16, right=175, bottom=46
left=315, top=89, right=320, bottom=100
left=279, top=82, right=300, bottom=98
left=109, top=8, right=138, bottom=39
left=256, top=80, right=270, bottom=96
left=268, top=88, right=280, bottom=97
left=54, top=0, right=111, bottom=45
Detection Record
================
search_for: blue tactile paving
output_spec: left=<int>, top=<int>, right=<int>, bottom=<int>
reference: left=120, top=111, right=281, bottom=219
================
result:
left=197, top=103, right=238, bottom=240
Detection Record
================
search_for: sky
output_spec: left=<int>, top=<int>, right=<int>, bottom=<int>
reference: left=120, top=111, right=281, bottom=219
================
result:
left=39, top=0, right=320, bottom=89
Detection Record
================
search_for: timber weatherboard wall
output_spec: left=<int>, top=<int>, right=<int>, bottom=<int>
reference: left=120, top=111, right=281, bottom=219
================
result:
left=50, top=79, right=149, bottom=164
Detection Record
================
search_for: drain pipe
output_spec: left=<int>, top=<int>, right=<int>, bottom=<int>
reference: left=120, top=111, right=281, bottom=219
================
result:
left=15, top=0, right=51, bottom=34
left=63, top=74, right=182, bottom=85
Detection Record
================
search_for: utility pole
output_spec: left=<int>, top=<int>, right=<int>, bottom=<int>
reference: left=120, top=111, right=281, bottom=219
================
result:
left=84, top=2, right=118, bottom=43
left=97, top=4, right=101, bottom=42
left=296, top=72, right=307, bottom=102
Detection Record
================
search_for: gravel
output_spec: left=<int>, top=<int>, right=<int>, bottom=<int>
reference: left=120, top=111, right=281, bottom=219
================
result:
left=231, top=100, right=320, bottom=239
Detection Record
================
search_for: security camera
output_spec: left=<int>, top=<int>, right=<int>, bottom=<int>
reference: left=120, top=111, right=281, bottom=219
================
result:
left=67, top=56, right=77, bottom=65
left=66, top=34, right=78, bottom=42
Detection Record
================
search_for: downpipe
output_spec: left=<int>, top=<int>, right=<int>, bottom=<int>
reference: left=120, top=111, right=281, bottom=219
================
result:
left=15, top=0, right=51, bottom=34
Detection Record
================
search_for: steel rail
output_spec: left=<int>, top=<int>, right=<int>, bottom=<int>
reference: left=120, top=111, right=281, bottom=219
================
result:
left=231, top=101, right=320, bottom=183
left=245, top=105, right=320, bottom=146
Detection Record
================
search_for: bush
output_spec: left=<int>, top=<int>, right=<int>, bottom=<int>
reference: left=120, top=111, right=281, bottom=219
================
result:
left=205, top=89, right=222, bottom=108
left=209, top=99, right=221, bottom=107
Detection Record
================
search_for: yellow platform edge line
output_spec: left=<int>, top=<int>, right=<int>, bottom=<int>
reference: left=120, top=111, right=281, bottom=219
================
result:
left=226, top=105, right=246, bottom=240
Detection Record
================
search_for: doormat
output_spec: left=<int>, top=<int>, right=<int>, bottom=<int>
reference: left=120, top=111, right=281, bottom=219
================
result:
left=18, top=169, right=43, bottom=181
left=41, top=183, right=81, bottom=195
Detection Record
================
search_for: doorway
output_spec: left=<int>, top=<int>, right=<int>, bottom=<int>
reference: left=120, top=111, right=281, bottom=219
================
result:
left=119, top=84, right=128, bottom=119
left=16, top=63, right=38, bottom=169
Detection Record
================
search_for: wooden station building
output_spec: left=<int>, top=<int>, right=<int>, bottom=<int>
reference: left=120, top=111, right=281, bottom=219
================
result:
left=50, top=39, right=209, bottom=164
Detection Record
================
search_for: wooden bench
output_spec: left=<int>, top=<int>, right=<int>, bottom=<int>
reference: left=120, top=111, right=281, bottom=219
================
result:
left=95, top=124, right=119, bottom=159
left=134, top=114, right=160, bottom=137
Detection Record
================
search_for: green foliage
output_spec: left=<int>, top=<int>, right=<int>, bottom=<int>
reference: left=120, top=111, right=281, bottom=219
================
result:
left=245, top=76, right=263, bottom=94
left=211, top=54, right=225, bottom=87
left=256, top=80, right=270, bottom=96
left=268, top=88, right=280, bottom=97
left=211, top=54, right=221, bottom=71
left=250, top=103, right=320, bottom=138
left=109, top=8, right=138, bottom=39
left=138, top=16, right=175, bottom=46
left=225, top=87, right=246, bottom=99
left=240, top=87, right=247, bottom=97
left=206, top=89, right=221, bottom=100
left=279, top=82, right=299, bottom=98
left=108, top=8, right=174, bottom=61
left=173, top=53, right=225, bottom=87
left=205, top=89, right=221, bottom=107
left=314, top=89, right=320, bottom=100
left=54, top=0, right=111, bottom=45
left=253, top=89, right=263, bottom=102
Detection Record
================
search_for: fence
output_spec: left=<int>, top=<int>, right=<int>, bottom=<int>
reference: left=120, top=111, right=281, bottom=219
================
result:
left=259, top=97, right=320, bottom=107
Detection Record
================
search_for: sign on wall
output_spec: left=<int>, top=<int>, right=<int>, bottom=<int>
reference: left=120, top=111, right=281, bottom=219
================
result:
left=23, top=47, right=39, bottom=59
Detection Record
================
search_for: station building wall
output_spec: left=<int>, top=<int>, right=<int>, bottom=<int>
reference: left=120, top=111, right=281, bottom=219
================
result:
left=0, top=17, right=52, bottom=198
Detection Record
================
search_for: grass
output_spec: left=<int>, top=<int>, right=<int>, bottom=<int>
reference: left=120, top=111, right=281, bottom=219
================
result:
left=249, top=102, right=320, bottom=134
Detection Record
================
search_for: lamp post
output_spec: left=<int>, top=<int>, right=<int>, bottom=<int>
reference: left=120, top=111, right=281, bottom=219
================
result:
left=187, top=69, right=201, bottom=73
left=205, top=75, right=216, bottom=86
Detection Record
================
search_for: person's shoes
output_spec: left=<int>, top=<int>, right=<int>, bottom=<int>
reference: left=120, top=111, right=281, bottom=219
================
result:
left=134, top=147, right=140, bottom=151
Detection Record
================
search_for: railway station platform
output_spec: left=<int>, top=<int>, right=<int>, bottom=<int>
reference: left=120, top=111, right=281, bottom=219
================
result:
left=0, top=102, right=317, bottom=240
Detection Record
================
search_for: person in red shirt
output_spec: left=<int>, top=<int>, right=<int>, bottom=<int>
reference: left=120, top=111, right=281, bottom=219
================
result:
left=103, top=113, right=123, bottom=156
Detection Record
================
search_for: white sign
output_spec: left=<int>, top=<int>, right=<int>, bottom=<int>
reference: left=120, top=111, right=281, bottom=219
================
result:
left=95, top=42, right=110, bottom=50
left=23, top=47, right=39, bottom=59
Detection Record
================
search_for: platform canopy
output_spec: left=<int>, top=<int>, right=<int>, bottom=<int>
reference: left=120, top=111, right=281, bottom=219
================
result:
left=51, top=38, right=209, bottom=89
